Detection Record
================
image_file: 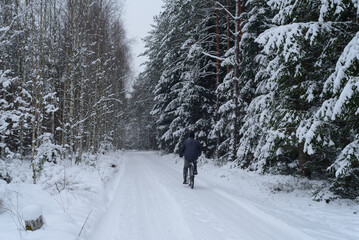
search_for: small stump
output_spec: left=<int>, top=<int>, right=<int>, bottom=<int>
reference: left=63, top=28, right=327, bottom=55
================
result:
left=23, top=205, right=44, bottom=231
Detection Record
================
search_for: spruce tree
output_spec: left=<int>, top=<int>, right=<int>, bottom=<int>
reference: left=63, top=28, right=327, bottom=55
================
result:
left=253, top=0, right=359, bottom=183
left=149, top=0, right=218, bottom=154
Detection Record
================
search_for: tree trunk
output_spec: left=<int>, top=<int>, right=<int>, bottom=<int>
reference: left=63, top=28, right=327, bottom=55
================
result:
left=298, top=142, right=311, bottom=179
left=93, top=0, right=103, bottom=154
left=30, top=0, right=45, bottom=184
left=226, top=0, right=230, bottom=74
left=62, top=1, right=72, bottom=159
left=51, top=0, right=57, bottom=143
left=31, top=68, right=38, bottom=184
left=76, top=0, right=89, bottom=164
left=62, top=67, right=68, bottom=158
left=17, top=0, right=25, bottom=159
left=37, top=0, right=44, bottom=153
left=70, top=0, right=77, bottom=160
left=215, top=0, right=221, bottom=159
left=231, top=0, right=242, bottom=161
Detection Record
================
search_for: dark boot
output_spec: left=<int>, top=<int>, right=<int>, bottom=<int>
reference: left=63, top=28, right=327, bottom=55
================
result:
left=194, top=163, right=198, bottom=175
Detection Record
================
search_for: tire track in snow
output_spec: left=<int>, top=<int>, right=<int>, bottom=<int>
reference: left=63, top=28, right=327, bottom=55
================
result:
left=90, top=152, right=194, bottom=240
left=90, top=152, right=317, bottom=240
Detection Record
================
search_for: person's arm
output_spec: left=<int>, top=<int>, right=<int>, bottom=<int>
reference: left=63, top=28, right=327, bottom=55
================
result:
left=179, top=143, right=185, bottom=157
left=198, top=141, right=202, bottom=157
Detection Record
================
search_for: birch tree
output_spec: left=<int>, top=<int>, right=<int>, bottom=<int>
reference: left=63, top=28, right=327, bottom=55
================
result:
left=1, top=0, right=130, bottom=181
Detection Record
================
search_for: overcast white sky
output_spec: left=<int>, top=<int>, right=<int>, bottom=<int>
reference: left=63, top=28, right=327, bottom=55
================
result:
left=122, top=0, right=164, bottom=77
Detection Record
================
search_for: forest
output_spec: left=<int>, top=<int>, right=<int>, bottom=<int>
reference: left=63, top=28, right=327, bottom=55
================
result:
left=1, top=0, right=359, bottom=199
left=0, top=0, right=130, bottom=182
left=128, top=0, right=359, bottom=199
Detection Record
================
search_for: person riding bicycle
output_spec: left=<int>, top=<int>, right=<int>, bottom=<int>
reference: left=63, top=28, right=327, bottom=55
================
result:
left=179, top=131, right=202, bottom=184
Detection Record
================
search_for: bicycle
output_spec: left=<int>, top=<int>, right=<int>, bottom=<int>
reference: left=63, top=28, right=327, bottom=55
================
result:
left=187, top=162, right=195, bottom=189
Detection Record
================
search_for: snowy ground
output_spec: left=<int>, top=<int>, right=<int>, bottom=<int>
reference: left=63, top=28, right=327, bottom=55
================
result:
left=0, top=151, right=358, bottom=240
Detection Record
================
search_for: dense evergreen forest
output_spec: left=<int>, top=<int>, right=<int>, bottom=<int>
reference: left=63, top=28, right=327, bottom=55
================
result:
left=0, top=0, right=130, bottom=182
left=128, top=0, right=359, bottom=199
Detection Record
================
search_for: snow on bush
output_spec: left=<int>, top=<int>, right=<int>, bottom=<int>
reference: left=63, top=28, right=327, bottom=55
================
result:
left=266, top=176, right=324, bottom=194
left=0, top=159, right=31, bottom=183
left=313, top=186, right=339, bottom=202
left=0, top=150, right=121, bottom=197
left=326, top=138, right=359, bottom=199
left=40, top=151, right=121, bottom=195
left=40, top=161, right=86, bottom=195
left=34, top=133, right=63, bottom=166
left=0, top=151, right=124, bottom=240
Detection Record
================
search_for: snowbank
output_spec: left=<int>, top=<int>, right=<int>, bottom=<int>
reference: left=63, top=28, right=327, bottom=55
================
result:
left=0, top=151, right=123, bottom=240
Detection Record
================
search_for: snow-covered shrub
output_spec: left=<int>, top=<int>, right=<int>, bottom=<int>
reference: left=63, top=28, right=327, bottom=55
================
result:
left=34, top=133, right=63, bottom=174
left=40, top=161, right=91, bottom=195
left=98, top=134, right=114, bottom=155
left=40, top=151, right=120, bottom=195
left=0, top=159, right=12, bottom=183
left=96, top=151, right=121, bottom=183
left=82, top=151, right=98, bottom=167
left=328, top=139, right=359, bottom=199
left=267, top=176, right=322, bottom=194
left=1, top=159, right=32, bottom=183
left=313, top=186, right=338, bottom=203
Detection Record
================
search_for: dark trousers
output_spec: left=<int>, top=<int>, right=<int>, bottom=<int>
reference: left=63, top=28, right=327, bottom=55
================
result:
left=183, top=160, right=197, bottom=181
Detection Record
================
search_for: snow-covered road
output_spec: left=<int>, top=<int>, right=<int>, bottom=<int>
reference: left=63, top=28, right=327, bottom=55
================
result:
left=90, top=152, right=318, bottom=240
left=1, top=151, right=357, bottom=240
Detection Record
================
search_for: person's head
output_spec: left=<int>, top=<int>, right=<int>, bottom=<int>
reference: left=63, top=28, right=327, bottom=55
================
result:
left=189, top=131, right=195, bottom=139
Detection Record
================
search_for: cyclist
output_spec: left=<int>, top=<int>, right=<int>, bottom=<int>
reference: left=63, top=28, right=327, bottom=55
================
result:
left=179, top=131, right=202, bottom=184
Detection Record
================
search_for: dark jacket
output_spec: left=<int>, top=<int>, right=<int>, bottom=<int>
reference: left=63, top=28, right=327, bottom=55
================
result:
left=179, top=137, right=202, bottom=162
